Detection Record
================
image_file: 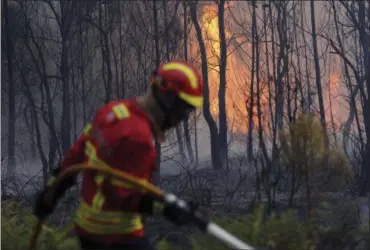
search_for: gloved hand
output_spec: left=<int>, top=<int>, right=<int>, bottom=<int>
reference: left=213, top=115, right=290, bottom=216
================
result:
left=163, top=199, right=199, bottom=226
left=139, top=193, right=209, bottom=229
left=33, top=189, right=56, bottom=220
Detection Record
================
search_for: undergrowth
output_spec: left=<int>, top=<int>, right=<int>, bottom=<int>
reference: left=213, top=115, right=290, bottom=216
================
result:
left=2, top=200, right=368, bottom=250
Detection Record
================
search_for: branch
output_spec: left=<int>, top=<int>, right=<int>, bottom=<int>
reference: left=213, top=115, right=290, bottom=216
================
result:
left=319, top=34, right=362, bottom=84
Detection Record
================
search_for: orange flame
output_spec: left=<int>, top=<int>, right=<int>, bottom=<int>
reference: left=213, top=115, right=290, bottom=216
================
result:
left=198, top=4, right=270, bottom=134
left=193, top=3, right=343, bottom=135
left=326, top=72, right=342, bottom=132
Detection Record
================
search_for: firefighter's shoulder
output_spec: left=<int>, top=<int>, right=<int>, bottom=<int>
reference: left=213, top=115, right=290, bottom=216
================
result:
left=95, top=100, right=135, bottom=123
left=103, top=99, right=154, bottom=145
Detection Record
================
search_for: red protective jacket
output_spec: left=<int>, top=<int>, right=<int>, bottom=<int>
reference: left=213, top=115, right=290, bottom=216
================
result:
left=59, top=99, right=157, bottom=245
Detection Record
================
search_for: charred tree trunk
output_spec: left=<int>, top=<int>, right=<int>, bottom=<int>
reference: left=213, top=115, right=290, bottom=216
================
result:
left=310, top=0, right=329, bottom=160
left=217, top=0, right=228, bottom=170
left=3, top=0, right=17, bottom=177
left=97, top=3, right=113, bottom=104
left=152, top=0, right=161, bottom=184
left=162, top=0, right=187, bottom=164
left=59, top=2, right=73, bottom=153
left=357, top=2, right=370, bottom=200
left=247, top=3, right=256, bottom=163
left=268, top=3, right=280, bottom=165
left=274, top=3, right=286, bottom=137
left=190, top=2, right=222, bottom=170
left=24, top=107, right=37, bottom=159
left=118, top=1, right=126, bottom=99
left=110, top=32, right=120, bottom=99
left=182, top=2, right=195, bottom=164
left=263, top=4, right=274, bottom=132
left=300, top=2, right=313, bottom=113
left=79, top=6, right=87, bottom=123
left=254, top=2, right=271, bottom=176
left=71, top=47, right=77, bottom=140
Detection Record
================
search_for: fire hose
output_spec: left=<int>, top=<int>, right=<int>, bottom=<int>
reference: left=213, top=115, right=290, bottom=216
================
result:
left=28, top=164, right=255, bottom=250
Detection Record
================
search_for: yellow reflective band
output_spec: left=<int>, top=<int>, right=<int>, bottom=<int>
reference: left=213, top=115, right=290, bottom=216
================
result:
left=74, top=214, right=143, bottom=235
left=83, top=123, right=92, bottom=135
left=47, top=176, right=57, bottom=187
left=92, top=174, right=106, bottom=209
left=84, top=141, right=110, bottom=169
left=112, top=104, right=130, bottom=120
left=84, top=140, right=118, bottom=210
left=95, top=174, right=105, bottom=185
left=85, top=141, right=97, bottom=164
left=179, top=92, right=203, bottom=107
left=78, top=200, right=143, bottom=218
left=162, top=63, right=198, bottom=89
left=75, top=200, right=143, bottom=234
left=92, top=191, right=105, bottom=209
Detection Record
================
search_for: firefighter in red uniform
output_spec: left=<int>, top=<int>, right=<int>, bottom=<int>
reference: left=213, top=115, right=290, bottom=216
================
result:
left=33, top=61, right=204, bottom=250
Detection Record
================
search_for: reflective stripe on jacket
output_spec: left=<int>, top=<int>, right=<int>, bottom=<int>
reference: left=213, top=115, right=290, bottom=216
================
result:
left=74, top=200, right=143, bottom=235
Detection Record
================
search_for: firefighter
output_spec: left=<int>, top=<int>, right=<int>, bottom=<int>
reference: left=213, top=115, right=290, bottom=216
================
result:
left=33, top=61, right=204, bottom=250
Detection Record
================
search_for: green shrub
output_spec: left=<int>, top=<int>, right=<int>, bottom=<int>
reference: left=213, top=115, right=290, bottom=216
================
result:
left=156, top=239, right=173, bottom=250
left=2, top=201, right=304, bottom=250
left=190, top=206, right=264, bottom=249
left=1, top=200, right=79, bottom=250
left=262, top=210, right=314, bottom=250
left=315, top=200, right=369, bottom=250
left=2, top=200, right=367, bottom=250
left=190, top=204, right=313, bottom=250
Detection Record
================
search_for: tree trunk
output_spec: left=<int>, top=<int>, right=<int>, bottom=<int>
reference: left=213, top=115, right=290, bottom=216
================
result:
left=217, top=0, right=228, bottom=170
left=27, top=108, right=37, bottom=159
left=356, top=2, right=370, bottom=229
left=152, top=0, right=161, bottom=184
left=118, top=1, right=126, bottom=99
left=190, top=2, right=222, bottom=170
left=60, top=2, right=72, bottom=153
left=182, top=2, right=195, bottom=164
left=71, top=47, right=77, bottom=140
left=274, top=2, right=288, bottom=138
left=310, top=0, right=329, bottom=160
left=300, top=2, right=313, bottom=113
left=254, top=2, right=270, bottom=168
left=3, top=0, right=17, bottom=177
left=268, top=3, right=280, bottom=164
left=110, top=32, right=120, bottom=99
left=247, top=3, right=256, bottom=163
left=162, top=0, right=187, bottom=164
left=79, top=7, right=87, bottom=124
left=263, top=4, right=274, bottom=132
left=98, top=3, right=113, bottom=104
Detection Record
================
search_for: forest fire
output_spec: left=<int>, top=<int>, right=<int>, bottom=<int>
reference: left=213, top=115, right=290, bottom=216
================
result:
left=194, top=3, right=344, bottom=135
left=197, top=4, right=269, bottom=134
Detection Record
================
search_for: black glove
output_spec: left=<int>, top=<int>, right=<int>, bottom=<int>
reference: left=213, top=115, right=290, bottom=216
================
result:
left=138, top=193, right=196, bottom=225
left=33, top=189, right=56, bottom=220
left=163, top=199, right=199, bottom=226
left=33, top=166, right=76, bottom=220
left=139, top=194, right=209, bottom=230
